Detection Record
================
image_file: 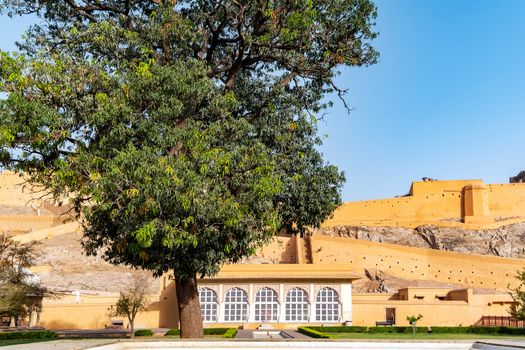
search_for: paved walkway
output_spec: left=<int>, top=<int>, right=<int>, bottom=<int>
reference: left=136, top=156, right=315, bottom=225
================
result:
left=2, top=339, right=118, bottom=350
left=473, top=340, right=525, bottom=349
left=235, top=329, right=311, bottom=339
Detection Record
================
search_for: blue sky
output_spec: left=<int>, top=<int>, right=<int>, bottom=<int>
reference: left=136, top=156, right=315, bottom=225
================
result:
left=1, top=1, right=524, bottom=201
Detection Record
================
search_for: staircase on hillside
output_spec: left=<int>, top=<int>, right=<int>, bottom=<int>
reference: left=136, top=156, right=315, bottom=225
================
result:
left=296, top=235, right=313, bottom=264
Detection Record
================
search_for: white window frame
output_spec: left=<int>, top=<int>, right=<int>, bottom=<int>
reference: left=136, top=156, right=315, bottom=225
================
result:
left=285, top=287, right=309, bottom=322
left=224, top=287, right=248, bottom=322
left=315, top=287, right=340, bottom=322
left=254, top=287, right=279, bottom=322
left=198, top=287, right=218, bottom=322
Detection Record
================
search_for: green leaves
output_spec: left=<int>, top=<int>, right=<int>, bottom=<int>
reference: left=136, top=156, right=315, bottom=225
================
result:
left=133, top=221, right=157, bottom=248
left=509, top=268, right=525, bottom=320
left=0, top=0, right=378, bottom=281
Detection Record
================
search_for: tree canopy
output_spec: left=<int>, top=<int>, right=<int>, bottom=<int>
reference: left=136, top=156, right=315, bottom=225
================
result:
left=0, top=0, right=378, bottom=337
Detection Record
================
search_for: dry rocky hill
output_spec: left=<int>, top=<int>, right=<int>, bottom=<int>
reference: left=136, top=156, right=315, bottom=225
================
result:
left=318, top=223, right=525, bottom=259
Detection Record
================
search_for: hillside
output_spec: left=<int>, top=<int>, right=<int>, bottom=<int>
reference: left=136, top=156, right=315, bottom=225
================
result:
left=319, top=222, right=525, bottom=258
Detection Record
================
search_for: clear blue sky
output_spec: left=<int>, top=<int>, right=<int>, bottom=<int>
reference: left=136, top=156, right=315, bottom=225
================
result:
left=1, top=1, right=525, bottom=201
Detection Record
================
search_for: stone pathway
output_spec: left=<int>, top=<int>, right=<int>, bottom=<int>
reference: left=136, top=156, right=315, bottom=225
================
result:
left=234, top=329, right=311, bottom=339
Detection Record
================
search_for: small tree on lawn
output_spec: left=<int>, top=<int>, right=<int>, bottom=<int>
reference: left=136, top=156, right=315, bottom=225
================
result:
left=509, top=268, right=525, bottom=320
left=406, top=314, right=423, bottom=334
left=112, top=272, right=152, bottom=339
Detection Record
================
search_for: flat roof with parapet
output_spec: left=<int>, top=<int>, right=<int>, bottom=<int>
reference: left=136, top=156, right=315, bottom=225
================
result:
left=200, top=263, right=361, bottom=282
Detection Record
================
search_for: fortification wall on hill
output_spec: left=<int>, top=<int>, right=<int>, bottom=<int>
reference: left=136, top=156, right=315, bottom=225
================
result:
left=0, top=215, right=58, bottom=233
left=0, top=171, right=46, bottom=206
left=0, top=172, right=72, bottom=234
left=488, top=183, right=525, bottom=217
left=322, top=180, right=525, bottom=229
left=310, top=236, right=525, bottom=291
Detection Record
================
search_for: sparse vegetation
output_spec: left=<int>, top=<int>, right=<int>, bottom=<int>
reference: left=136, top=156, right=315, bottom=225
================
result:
left=111, top=272, right=152, bottom=339
left=0, top=234, right=48, bottom=326
left=407, top=314, right=423, bottom=334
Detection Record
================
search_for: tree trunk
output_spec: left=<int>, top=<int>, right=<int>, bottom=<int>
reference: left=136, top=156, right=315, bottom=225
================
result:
left=28, top=308, right=33, bottom=327
left=175, top=274, right=203, bottom=338
left=130, top=321, right=134, bottom=339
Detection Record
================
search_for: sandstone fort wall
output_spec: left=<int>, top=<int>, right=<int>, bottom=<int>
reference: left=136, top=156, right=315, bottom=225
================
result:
left=322, top=180, right=525, bottom=229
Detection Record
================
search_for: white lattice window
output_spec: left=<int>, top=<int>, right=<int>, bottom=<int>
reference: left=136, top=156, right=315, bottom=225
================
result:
left=224, top=288, right=248, bottom=322
left=198, top=288, right=218, bottom=322
left=285, top=288, right=310, bottom=321
left=254, top=287, right=279, bottom=322
left=285, top=288, right=309, bottom=321
left=315, top=287, right=340, bottom=322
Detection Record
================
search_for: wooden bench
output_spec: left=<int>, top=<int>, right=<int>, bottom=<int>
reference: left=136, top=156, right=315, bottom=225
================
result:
left=105, top=320, right=124, bottom=329
left=375, top=320, right=394, bottom=326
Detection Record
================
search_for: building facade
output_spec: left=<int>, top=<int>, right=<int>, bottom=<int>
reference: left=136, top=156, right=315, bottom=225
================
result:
left=196, top=264, right=357, bottom=326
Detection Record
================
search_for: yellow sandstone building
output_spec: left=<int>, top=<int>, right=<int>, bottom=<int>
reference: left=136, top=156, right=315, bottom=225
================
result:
left=1, top=172, right=524, bottom=329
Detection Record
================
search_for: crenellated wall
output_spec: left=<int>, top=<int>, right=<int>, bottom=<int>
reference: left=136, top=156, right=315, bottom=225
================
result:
left=322, top=180, right=525, bottom=229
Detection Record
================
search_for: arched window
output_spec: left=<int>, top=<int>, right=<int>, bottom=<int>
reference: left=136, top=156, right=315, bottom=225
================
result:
left=285, top=288, right=309, bottom=322
left=254, top=287, right=279, bottom=322
left=198, top=287, right=218, bottom=322
left=224, top=288, right=248, bottom=322
left=315, top=287, right=340, bottom=322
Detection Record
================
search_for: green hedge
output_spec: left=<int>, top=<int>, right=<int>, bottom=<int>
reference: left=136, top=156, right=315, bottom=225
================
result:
left=223, top=328, right=237, bottom=338
left=165, top=328, right=238, bottom=338
left=134, top=329, right=153, bottom=337
left=204, top=328, right=231, bottom=335
left=306, top=326, right=368, bottom=333
left=165, top=328, right=180, bottom=336
left=0, top=331, right=57, bottom=340
left=297, top=327, right=331, bottom=339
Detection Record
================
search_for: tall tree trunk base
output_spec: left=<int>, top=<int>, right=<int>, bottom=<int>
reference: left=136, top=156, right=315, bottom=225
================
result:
left=176, top=274, right=203, bottom=338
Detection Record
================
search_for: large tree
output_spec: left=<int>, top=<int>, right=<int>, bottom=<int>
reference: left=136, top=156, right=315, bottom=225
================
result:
left=0, top=0, right=378, bottom=337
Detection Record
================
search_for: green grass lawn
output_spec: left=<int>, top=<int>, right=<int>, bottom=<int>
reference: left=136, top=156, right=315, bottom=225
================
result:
left=0, top=338, right=57, bottom=347
left=327, top=333, right=525, bottom=340
left=162, top=335, right=229, bottom=339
